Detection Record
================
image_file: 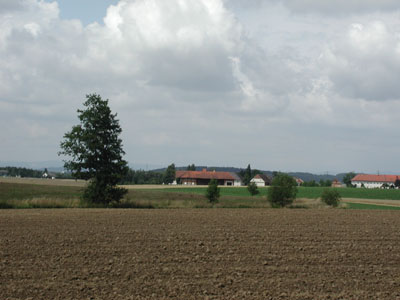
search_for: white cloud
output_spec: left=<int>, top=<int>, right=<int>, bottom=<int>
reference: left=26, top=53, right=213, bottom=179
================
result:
left=321, top=21, right=400, bottom=101
left=228, top=0, right=400, bottom=15
left=1, top=0, right=400, bottom=173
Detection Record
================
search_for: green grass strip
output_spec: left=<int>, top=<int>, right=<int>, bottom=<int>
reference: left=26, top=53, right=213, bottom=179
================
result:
left=346, top=202, right=400, bottom=210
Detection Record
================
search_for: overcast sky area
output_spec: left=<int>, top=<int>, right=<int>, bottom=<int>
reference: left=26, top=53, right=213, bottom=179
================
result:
left=1, top=0, right=400, bottom=174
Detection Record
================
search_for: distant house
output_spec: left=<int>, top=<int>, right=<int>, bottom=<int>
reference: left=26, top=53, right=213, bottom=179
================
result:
left=0, top=169, right=8, bottom=177
left=294, top=178, right=304, bottom=186
left=175, top=169, right=242, bottom=186
left=42, top=171, right=56, bottom=180
left=331, top=179, right=343, bottom=188
left=351, top=174, right=400, bottom=189
left=250, top=174, right=271, bottom=187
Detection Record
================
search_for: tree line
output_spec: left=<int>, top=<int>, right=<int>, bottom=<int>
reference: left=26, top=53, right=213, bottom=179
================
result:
left=0, top=167, right=43, bottom=178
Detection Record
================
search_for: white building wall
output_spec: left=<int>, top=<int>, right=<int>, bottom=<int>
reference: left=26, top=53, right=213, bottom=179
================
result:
left=234, top=180, right=242, bottom=186
left=250, top=178, right=265, bottom=187
left=352, top=181, right=393, bottom=188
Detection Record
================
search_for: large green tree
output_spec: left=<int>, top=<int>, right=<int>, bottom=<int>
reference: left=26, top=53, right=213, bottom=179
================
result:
left=267, top=173, right=297, bottom=207
left=243, top=164, right=252, bottom=185
left=164, top=163, right=176, bottom=184
left=59, top=94, right=128, bottom=205
left=343, top=172, right=356, bottom=187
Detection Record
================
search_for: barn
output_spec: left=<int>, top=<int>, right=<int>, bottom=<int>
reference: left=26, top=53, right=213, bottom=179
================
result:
left=351, top=174, right=400, bottom=189
left=175, top=169, right=242, bottom=186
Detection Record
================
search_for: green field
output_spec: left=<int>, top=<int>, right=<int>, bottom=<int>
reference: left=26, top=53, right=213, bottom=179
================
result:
left=0, top=182, right=269, bottom=209
left=2, top=182, right=400, bottom=209
left=155, top=186, right=400, bottom=200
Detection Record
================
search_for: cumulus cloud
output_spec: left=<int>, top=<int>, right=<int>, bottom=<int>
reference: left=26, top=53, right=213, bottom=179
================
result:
left=79, top=0, right=245, bottom=93
left=1, top=0, right=400, bottom=172
left=321, top=21, right=400, bottom=101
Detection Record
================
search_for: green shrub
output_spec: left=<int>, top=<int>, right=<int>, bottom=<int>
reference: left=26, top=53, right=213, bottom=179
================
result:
left=321, top=188, right=341, bottom=207
left=247, top=182, right=259, bottom=196
left=0, top=201, right=15, bottom=209
left=82, top=180, right=127, bottom=206
left=267, top=173, right=297, bottom=207
left=206, top=179, right=220, bottom=203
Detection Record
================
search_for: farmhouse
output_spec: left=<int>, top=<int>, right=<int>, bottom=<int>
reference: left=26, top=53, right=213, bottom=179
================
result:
left=175, top=169, right=242, bottom=186
left=351, top=174, right=400, bottom=189
left=250, top=174, right=271, bottom=187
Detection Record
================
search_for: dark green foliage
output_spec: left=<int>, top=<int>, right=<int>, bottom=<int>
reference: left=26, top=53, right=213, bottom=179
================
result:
left=1, top=167, right=42, bottom=178
left=343, top=172, right=356, bottom=187
left=267, top=173, right=298, bottom=207
left=247, top=181, right=259, bottom=196
left=238, top=164, right=263, bottom=186
left=206, top=179, right=220, bottom=203
left=0, top=201, right=15, bottom=209
left=321, top=188, right=341, bottom=207
left=164, top=163, right=176, bottom=184
left=83, top=179, right=128, bottom=207
left=302, top=179, right=332, bottom=187
left=59, top=94, right=128, bottom=205
left=346, top=202, right=400, bottom=210
left=243, top=164, right=252, bottom=185
left=302, top=180, right=319, bottom=187
left=319, top=179, right=332, bottom=187
left=395, top=179, right=400, bottom=188
left=120, top=168, right=164, bottom=184
left=187, top=164, right=196, bottom=171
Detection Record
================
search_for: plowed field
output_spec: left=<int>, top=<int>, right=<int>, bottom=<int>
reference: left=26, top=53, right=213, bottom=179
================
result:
left=1, top=209, right=400, bottom=299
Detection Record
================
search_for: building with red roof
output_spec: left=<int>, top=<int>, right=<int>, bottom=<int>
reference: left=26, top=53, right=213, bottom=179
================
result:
left=175, top=169, right=242, bottom=186
left=351, top=174, right=400, bottom=188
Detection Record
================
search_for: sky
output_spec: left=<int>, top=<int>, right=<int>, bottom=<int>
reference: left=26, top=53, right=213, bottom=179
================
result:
left=1, top=0, right=400, bottom=174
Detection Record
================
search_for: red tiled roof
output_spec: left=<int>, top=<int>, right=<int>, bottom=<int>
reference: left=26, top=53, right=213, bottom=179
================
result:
left=176, top=170, right=236, bottom=180
left=351, top=174, right=400, bottom=183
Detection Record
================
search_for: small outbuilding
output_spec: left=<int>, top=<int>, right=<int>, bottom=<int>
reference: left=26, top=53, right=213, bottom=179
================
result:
left=250, top=174, right=272, bottom=187
left=331, top=179, right=343, bottom=188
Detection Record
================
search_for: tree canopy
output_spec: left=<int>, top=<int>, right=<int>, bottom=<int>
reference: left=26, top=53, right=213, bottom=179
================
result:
left=187, top=164, right=196, bottom=171
left=343, top=172, right=356, bottom=187
left=59, top=94, right=128, bottom=205
left=267, top=173, right=298, bottom=207
left=164, top=163, right=176, bottom=184
left=206, top=179, right=220, bottom=203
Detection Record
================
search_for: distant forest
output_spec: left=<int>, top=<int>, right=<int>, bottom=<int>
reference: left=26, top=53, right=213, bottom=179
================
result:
left=0, top=166, right=43, bottom=178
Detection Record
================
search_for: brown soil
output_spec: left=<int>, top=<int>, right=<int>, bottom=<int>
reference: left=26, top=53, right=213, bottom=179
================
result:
left=1, top=209, right=400, bottom=299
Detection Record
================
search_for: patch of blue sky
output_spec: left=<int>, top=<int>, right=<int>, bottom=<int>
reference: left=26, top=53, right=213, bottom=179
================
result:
left=44, top=0, right=118, bottom=25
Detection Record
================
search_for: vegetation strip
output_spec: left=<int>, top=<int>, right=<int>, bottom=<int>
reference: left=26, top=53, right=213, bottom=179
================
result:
left=345, top=202, right=400, bottom=210
left=145, top=186, right=400, bottom=200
